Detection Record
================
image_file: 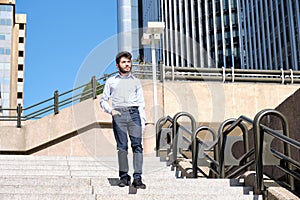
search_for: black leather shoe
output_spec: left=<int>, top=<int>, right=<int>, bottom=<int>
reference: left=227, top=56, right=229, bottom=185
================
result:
left=118, top=175, right=131, bottom=187
left=132, top=178, right=146, bottom=189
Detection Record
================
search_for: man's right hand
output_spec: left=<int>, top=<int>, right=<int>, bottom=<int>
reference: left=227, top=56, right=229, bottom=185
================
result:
left=111, top=110, right=121, bottom=116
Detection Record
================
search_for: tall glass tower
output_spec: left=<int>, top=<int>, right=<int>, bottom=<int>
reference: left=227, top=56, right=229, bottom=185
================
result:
left=157, top=0, right=242, bottom=68
left=0, top=0, right=26, bottom=115
left=139, top=0, right=300, bottom=70
left=241, top=0, right=300, bottom=70
left=140, top=0, right=162, bottom=63
left=117, top=0, right=140, bottom=61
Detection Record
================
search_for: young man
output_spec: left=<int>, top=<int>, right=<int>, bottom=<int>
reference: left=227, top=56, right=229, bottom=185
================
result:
left=100, top=51, right=146, bottom=189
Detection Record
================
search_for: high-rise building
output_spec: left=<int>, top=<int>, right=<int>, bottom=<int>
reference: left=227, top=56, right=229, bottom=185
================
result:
left=117, top=0, right=140, bottom=60
left=241, top=0, right=300, bottom=70
left=140, top=0, right=163, bottom=63
left=0, top=0, right=26, bottom=115
left=141, top=0, right=241, bottom=68
left=118, top=1, right=300, bottom=71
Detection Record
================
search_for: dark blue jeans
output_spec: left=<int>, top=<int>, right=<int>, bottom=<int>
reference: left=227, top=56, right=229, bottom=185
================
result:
left=112, top=107, right=143, bottom=179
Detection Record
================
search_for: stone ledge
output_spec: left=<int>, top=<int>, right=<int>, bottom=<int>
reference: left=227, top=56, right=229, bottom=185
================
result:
left=242, top=171, right=299, bottom=200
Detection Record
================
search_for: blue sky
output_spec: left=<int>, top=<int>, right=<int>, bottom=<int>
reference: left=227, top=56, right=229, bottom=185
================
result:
left=16, top=0, right=118, bottom=107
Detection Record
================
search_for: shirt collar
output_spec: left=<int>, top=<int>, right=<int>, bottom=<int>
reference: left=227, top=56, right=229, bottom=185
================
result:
left=115, top=72, right=134, bottom=79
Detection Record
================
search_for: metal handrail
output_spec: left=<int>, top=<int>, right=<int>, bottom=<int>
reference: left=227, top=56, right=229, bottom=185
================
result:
left=155, top=109, right=299, bottom=195
left=163, top=66, right=300, bottom=84
left=0, top=71, right=118, bottom=127
left=155, top=115, right=173, bottom=157
left=190, top=117, right=254, bottom=179
left=171, top=112, right=196, bottom=164
left=23, top=96, right=54, bottom=111
left=23, top=104, right=54, bottom=119
left=191, top=126, right=218, bottom=178
left=253, top=109, right=300, bottom=194
left=218, top=118, right=251, bottom=178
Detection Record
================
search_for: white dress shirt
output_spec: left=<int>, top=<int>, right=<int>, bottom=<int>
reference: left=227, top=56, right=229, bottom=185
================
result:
left=100, top=73, right=146, bottom=127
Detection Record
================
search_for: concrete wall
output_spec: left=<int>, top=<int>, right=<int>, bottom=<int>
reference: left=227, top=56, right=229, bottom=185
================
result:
left=0, top=80, right=298, bottom=156
left=258, top=88, right=300, bottom=183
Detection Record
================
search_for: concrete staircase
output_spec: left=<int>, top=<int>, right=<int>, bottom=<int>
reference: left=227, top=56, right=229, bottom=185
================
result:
left=0, top=155, right=261, bottom=200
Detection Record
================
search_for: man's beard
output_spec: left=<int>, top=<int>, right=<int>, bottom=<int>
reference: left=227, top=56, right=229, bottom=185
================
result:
left=118, top=66, right=131, bottom=74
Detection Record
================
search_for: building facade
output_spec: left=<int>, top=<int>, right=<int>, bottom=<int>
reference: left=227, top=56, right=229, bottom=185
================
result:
left=118, top=0, right=300, bottom=71
left=0, top=0, right=26, bottom=115
left=117, top=0, right=140, bottom=60
left=140, top=0, right=163, bottom=63
left=241, top=0, right=300, bottom=70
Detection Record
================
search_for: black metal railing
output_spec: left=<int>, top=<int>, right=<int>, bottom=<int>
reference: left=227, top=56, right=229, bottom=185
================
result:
left=155, top=112, right=196, bottom=165
left=155, top=115, right=173, bottom=157
left=162, top=66, right=300, bottom=84
left=171, top=112, right=196, bottom=164
left=253, top=109, right=300, bottom=194
left=191, top=125, right=218, bottom=178
left=0, top=71, right=117, bottom=127
left=190, top=116, right=255, bottom=179
left=156, top=109, right=300, bottom=195
left=133, top=64, right=300, bottom=84
left=217, top=117, right=253, bottom=178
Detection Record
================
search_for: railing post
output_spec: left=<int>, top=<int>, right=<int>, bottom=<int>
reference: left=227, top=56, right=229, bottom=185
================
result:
left=17, top=103, right=22, bottom=128
left=54, top=90, right=59, bottom=114
left=289, top=69, right=294, bottom=84
left=231, top=67, right=235, bottom=82
left=171, top=65, right=175, bottom=81
left=172, top=112, right=196, bottom=164
left=91, top=76, right=97, bottom=99
left=159, top=60, right=164, bottom=82
left=103, top=74, right=108, bottom=81
left=280, top=68, right=285, bottom=84
left=192, top=126, right=217, bottom=178
left=253, top=109, right=293, bottom=194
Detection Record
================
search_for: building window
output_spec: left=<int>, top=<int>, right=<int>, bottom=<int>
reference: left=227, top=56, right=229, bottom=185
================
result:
left=19, top=37, right=24, bottom=43
left=18, top=64, right=23, bottom=70
left=0, top=48, right=10, bottom=55
left=0, top=5, right=12, bottom=12
left=19, top=24, right=25, bottom=30
left=18, top=51, right=24, bottom=57
left=18, top=78, right=23, bottom=82
left=17, top=92, right=23, bottom=99
left=0, top=19, right=12, bottom=26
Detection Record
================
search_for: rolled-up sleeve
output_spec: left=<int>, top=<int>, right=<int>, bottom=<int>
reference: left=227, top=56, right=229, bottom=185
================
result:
left=136, top=80, right=146, bottom=128
left=100, top=79, right=112, bottom=114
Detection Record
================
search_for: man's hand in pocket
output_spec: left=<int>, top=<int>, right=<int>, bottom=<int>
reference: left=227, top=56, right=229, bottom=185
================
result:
left=111, top=110, right=121, bottom=116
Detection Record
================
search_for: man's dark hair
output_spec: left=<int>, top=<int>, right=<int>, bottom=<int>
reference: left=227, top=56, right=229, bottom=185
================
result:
left=116, top=51, right=132, bottom=65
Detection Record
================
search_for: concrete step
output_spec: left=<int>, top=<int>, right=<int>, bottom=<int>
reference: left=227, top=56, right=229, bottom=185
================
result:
left=0, top=155, right=168, bottom=170
left=0, top=155, right=259, bottom=200
left=91, top=177, right=254, bottom=196
left=93, top=184, right=252, bottom=195
left=0, top=194, right=95, bottom=200
left=0, top=155, right=164, bottom=162
left=0, top=160, right=68, bottom=166
left=96, top=193, right=255, bottom=200
left=0, top=169, right=70, bottom=176
left=0, top=177, right=91, bottom=186
left=0, top=163, right=172, bottom=174
left=0, top=155, right=67, bottom=160
left=0, top=185, right=92, bottom=194
left=91, top=177, right=241, bottom=187
left=0, top=169, right=175, bottom=179
left=71, top=169, right=174, bottom=176
left=0, top=164, right=70, bottom=170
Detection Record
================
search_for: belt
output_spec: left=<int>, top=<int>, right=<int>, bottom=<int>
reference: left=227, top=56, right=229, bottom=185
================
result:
left=114, top=106, right=138, bottom=111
